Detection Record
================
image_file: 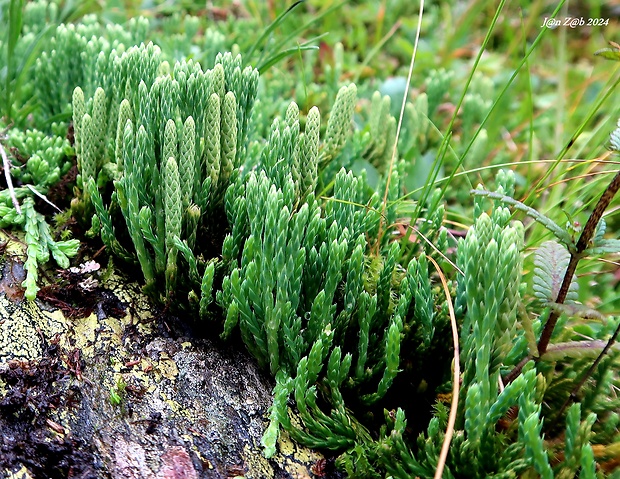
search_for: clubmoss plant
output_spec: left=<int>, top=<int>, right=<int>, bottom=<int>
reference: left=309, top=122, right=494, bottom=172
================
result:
left=63, top=22, right=451, bottom=468
left=0, top=126, right=79, bottom=299
left=71, top=44, right=259, bottom=302
left=0, top=8, right=152, bottom=301
left=0, top=196, right=79, bottom=300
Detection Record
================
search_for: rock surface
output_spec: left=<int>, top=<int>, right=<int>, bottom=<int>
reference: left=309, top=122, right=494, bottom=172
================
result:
left=0, top=232, right=329, bottom=479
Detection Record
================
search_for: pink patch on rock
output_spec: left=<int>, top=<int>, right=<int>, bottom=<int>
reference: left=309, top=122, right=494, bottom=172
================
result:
left=157, top=446, right=198, bottom=479
left=113, top=438, right=155, bottom=479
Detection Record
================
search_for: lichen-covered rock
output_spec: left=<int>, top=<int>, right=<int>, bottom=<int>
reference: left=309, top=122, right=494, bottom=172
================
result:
left=0, top=252, right=66, bottom=363
left=0, top=232, right=329, bottom=479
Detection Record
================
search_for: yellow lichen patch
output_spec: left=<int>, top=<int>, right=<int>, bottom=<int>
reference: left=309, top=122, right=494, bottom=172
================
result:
left=130, top=369, right=152, bottom=388
left=98, top=321, right=125, bottom=352
left=0, top=233, right=69, bottom=363
left=0, top=294, right=55, bottom=362
left=241, top=429, right=324, bottom=479
left=242, top=444, right=275, bottom=479
left=275, top=430, right=323, bottom=471
left=3, top=465, right=34, bottom=479
left=277, top=429, right=297, bottom=457
left=104, top=315, right=123, bottom=337
left=101, top=271, right=137, bottom=305
left=72, top=313, right=98, bottom=354
left=103, top=271, right=156, bottom=333
left=113, top=357, right=127, bottom=374
left=0, top=230, right=26, bottom=258
left=157, top=352, right=179, bottom=380
left=165, top=397, right=182, bottom=412
left=136, top=321, right=154, bottom=336
left=38, top=308, right=66, bottom=337
left=0, top=300, right=10, bottom=320
left=191, top=448, right=213, bottom=469
left=155, top=388, right=183, bottom=414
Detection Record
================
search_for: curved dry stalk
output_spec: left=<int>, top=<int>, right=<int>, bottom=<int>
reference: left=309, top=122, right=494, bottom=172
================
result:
left=410, top=223, right=464, bottom=275
left=546, top=169, right=619, bottom=190
left=427, top=255, right=460, bottom=479
left=26, top=184, right=61, bottom=212
left=0, top=140, right=21, bottom=214
left=321, top=196, right=463, bottom=274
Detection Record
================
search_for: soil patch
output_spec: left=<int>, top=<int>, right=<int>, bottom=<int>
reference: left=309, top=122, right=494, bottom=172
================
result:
left=0, top=342, right=100, bottom=479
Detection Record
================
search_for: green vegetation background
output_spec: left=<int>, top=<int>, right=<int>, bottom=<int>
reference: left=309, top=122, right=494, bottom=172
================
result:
left=1, top=0, right=620, bottom=477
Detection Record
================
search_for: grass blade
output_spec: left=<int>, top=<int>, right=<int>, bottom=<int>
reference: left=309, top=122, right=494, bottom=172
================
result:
left=12, top=24, right=54, bottom=111
left=418, top=0, right=567, bottom=222
left=5, top=0, right=23, bottom=119
left=269, top=0, right=347, bottom=60
left=258, top=44, right=320, bottom=74
left=246, top=0, right=306, bottom=63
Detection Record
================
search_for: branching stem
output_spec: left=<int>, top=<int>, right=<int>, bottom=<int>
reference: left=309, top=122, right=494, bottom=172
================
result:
left=537, top=169, right=620, bottom=356
left=505, top=169, right=620, bottom=384
left=557, top=319, right=620, bottom=419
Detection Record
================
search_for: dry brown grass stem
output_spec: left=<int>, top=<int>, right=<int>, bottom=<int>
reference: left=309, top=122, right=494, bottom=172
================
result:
left=427, top=255, right=460, bottom=479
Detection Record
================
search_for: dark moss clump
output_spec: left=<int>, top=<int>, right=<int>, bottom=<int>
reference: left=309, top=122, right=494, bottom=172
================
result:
left=0, top=343, right=100, bottom=479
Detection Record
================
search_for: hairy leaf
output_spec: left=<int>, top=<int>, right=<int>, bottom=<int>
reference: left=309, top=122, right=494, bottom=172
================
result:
left=533, top=241, right=578, bottom=304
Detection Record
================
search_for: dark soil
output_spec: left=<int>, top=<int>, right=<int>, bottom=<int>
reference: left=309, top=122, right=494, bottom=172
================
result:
left=38, top=267, right=127, bottom=320
left=0, top=342, right=102, bottom=479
